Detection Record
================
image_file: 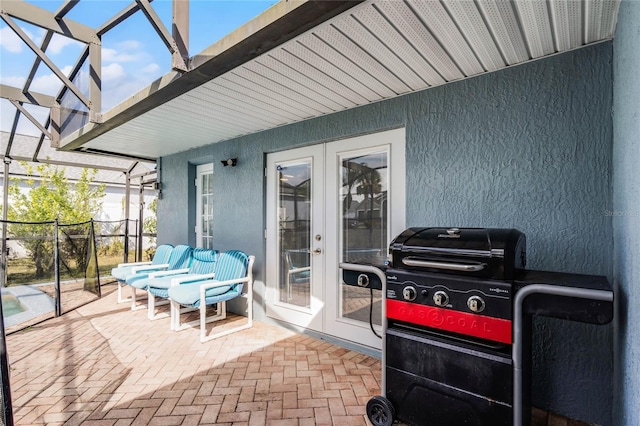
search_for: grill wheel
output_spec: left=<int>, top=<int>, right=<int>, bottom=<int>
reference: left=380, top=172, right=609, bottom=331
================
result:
left=366, top=395, right=395, bottom=426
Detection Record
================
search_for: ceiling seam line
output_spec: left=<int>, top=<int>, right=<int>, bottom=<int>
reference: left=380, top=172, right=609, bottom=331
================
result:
left=289, top=40, right=376, bottom=103
left=317, top=24, right=403, bottom=96
left=191, top=84, right=298, bottom=123
left=472, top=0, right=510, bottom=68
left=348, top=11, right=431, bottom=88
left=371, top=2, right=449, bottom=85
left=278, top=44, right=367, bottom=106
left=214, top=72, right=317, bottom=118
left=211, top=77, right=310, bottom=122
left=328, top=22, right=407, bottom=95
left=402, top=1, right=469, bottom=78
left=244, top=60, right=342, bottom=112
left=228, top=68, right=327, bottom=116
left=581, top=0, right=588, bottom=45
left=308, top=32, right=391, bottom=99
left=250, top=57, right=344, bottom=110
left=545, top=0, right=560, bottom=54
left=184, top=86, right=295, bottom=126
left=510, top=0, right=535, bottom=60
left=436, top=1, right=489, bottom=74
left=263, top=51, right=355, bottom=109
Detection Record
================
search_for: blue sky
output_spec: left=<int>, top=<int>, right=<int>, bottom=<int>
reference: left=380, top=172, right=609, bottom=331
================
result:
left=0, top=0, right=278, bottom=136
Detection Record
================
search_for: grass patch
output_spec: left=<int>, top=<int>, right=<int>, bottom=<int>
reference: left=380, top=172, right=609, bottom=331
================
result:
left=6, top=255, right=125, bottom=286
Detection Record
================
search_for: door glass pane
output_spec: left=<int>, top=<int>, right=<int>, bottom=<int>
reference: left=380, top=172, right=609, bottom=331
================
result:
left=277, top=162, right=311, bottom=308
left=200, top=172, right=214, bottom=249
left=340, top=151, right=388, bottom=326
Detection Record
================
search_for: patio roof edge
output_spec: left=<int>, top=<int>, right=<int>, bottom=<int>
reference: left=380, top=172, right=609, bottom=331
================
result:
left=57, top=0, right=363, bottom=156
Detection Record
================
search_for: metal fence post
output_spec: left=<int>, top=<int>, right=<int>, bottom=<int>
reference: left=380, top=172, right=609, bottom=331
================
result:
left=54, top=218, right=61, bottom=317
left=138, top=178, right=144, bottom=262
left=0, top=297, right=14, bottom=426
left=124, top=171, right=131, bottom=264
left=134, top=220, right=139, bottom=262
left=1, top=157, right=11, bottom=288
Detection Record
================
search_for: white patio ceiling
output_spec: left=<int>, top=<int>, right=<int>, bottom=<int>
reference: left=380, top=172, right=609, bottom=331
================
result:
left=61, top=0, right=620, bottom=160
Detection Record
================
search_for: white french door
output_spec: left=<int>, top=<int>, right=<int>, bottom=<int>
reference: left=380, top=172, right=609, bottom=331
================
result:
left=266, top=145, right=325, bottom=331
left=196, top=164, right=214, bottom=249
left=266, top=129, right=405, bottom=349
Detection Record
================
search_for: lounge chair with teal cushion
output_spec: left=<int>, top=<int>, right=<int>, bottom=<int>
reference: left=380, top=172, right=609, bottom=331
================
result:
left=111, top=244, right=173, bottom=303
left=126, top=244, right=193, bottom=310
left=167, top=250, right=254, bottom=342
left=143, top=248, right=218, bottom=320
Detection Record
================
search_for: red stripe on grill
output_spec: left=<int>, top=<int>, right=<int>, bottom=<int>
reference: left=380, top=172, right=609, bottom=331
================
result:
left=386, top=299, right=512, bottom=344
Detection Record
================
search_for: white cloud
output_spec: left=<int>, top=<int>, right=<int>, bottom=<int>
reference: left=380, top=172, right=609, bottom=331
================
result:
left=0, top=75, right=26, bottom=88
left=142, top=63, right=160, bottom=74
left=102, top=63, right=125, bottom=82
left=102, top=47, right=139, bottom=63
left=0, top=26, right=30, bottom=53
left=47, top=33, right=83, bottom=55
left=0, top=26, right=45, bottom=53
left=29, top=66, right=75, bottom=96
left=118, top=40, right=142, bottom=50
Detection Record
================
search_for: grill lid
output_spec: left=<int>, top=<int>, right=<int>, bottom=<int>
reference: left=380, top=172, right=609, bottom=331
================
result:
left=389, top=227, right=526, bottom=280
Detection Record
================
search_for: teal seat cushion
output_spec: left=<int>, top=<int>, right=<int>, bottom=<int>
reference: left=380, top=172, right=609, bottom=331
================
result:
left=112, top=265, right=136, bottom=282
left=147, top=274, right=205, bottom=290
left=168, top=281, right=232, bottom=307
left=111, top=244, right=174, bottom=282
left=148, top=287, right=169, bottom=299
left=147, top=273, right=212, bottom=299
left=131, top=277, right=151, bottom=289
left=125, top=272, right=152, bottom=287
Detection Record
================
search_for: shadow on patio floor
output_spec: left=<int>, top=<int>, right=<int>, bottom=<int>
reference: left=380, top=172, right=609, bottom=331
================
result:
left=6, top=288, right=381, bottom=425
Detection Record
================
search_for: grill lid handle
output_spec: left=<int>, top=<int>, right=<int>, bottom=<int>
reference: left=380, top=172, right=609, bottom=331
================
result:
left=401, top=258, right=486, bottom=272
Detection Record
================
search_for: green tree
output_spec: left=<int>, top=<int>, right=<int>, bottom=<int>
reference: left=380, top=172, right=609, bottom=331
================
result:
left=143, top=197, right=157, bottom=235
left=143, top=197, right=158, bottom=260
left=7, top=163, right=106, bottom=278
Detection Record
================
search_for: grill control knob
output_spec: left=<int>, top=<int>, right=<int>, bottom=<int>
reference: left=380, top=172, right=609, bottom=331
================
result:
left=467, top=296, right=486, bottom=313
left=433, top=291, right=449, bottom=307
left=402, top=286, right=417, bottom=301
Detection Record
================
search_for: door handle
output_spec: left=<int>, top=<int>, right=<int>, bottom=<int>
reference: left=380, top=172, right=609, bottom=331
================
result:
left=313, top=248, right=322, bottom=255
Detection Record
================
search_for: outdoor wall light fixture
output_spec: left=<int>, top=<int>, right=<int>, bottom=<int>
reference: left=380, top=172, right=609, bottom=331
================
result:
left=221, top=158, right=238, bottom=167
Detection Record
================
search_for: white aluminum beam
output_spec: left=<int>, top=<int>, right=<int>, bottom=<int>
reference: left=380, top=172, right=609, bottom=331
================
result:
left=172, top=0, right=189, bottom=70
left=89, top=42, right=102, bottom=122
left=98, top=0, right=150, bottom=35
left=9, top=100, right=52, bottom=139
left=0, top=14, right=91, bottom=108
left=0, top=0, right=98, bottom=44
left=54, top=0, right=80, bottom=19
left=135, top=0, right=188, bottom=71
left=0, top=85, right=56, bottom=107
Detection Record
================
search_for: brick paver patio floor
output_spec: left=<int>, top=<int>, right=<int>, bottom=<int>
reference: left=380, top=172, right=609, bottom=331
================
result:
left=6, top=287, right=382, bottom=425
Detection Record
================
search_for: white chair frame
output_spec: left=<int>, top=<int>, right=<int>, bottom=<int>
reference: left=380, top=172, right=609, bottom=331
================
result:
left=145, top=267, right=190, bottom=320
left=170, top=256, right=255, bottom=342
left=127, top=263, right=171, bottom=310
left=114, top=261, right=152, bottom=303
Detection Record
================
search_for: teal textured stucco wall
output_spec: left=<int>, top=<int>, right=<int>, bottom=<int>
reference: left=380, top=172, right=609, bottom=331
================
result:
left=613, top=1, right=640, bottom=425
left=158, top=43, right=614, bottom=424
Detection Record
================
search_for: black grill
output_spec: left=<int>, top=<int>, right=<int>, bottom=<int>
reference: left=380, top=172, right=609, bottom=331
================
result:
left=341, top=227, right=614, bottom=426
